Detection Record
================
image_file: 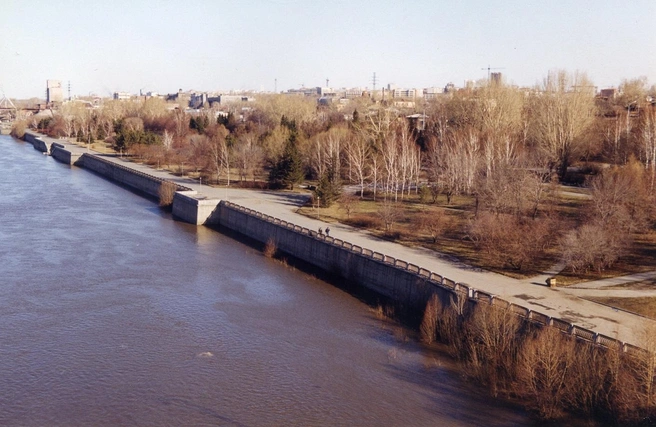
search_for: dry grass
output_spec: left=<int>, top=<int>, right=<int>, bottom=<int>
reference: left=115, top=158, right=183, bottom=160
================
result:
left=297, top=188, right=656, bottom=282
left=370, top=303, right=395, bottom=320
left=605, top=279, right=656, bottom=290
left=585, top=296, right=656, bottom=320
left=263, top=238, right=277, bottom=258
left=158, top=181, right=177, bottom=207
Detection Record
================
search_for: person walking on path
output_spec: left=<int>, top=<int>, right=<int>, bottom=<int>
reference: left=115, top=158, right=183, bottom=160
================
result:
left=325, top=227, right=330, bottom=236
left=318, top=227, right=323, bottom=235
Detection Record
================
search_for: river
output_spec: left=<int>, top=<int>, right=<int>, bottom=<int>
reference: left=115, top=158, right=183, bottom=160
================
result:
left=0, top=136, right=530, bottom=426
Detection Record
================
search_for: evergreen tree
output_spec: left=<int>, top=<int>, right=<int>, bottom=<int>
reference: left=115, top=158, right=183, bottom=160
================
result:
left=269, top=131, right=304, bottom=190
left=314, top=158, right=341, bottom=207
left=190, top=115, right=209, bottom=134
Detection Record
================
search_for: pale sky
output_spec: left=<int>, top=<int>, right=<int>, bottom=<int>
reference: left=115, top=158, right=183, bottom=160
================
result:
left=1, top=0, right=654, bottom=99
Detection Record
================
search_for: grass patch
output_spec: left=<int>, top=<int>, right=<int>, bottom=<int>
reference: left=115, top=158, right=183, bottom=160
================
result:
left=296, top=187, right=656, bottom=282
left=604, top=279, right=656, bottom=290
left=586, top=296, right=656, bottom=320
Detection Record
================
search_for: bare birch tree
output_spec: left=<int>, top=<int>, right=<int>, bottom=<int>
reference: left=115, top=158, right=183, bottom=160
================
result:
left=529, top=70, right=597, bottom=180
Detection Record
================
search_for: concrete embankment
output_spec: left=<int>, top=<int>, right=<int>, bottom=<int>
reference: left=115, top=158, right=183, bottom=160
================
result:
left=14, top=131, right=645, bottom=353
left=20, top=132, right=213, bottom=224
left=216, top=201, right=640, bottom=354
left=23, top=130, right=55, bottom=154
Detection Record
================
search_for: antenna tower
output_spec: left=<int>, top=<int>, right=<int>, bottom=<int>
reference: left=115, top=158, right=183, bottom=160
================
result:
left=68, top=81, right=71, bottom=100
left=371, top=72, right=377, bottom=92
left=274, top=78, right=277, bottom=93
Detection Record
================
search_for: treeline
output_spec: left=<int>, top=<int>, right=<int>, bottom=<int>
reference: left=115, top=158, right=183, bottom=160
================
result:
left=421, top=294, right=656, bottom=424
left=21, top=70, right=656, bottom=273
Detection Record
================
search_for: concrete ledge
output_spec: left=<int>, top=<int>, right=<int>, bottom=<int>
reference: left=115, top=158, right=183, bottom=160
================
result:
left=172, top=191, right=221, bottom=225
left=23, top=131, right=54, bottom=153
left=51, top=143, right=83, bottom=165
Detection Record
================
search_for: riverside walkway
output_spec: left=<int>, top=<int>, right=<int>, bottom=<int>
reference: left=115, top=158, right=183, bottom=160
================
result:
left=44, top=139, right=656, bottom=347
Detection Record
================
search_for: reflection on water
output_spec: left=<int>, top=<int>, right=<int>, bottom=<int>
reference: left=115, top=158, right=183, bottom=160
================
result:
left=0, top=136, right=529, bottom=426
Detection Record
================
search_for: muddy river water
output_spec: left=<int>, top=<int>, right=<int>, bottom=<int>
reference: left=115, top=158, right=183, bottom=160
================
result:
left=0, top=136, right=529, bottom=425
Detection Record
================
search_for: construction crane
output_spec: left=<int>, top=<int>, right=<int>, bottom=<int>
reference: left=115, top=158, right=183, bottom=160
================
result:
left=481, top=65, right=505, bottom=81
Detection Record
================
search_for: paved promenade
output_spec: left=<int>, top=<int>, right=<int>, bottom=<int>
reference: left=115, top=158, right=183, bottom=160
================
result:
left=48, top=140, right=656, bottom=347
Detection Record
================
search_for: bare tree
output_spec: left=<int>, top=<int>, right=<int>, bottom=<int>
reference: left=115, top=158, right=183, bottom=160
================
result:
left=207, top=125, right=230, bottom=184
left=463, top=303, right=522, bottom=397
left=529, top=70, right=597, bottom=180
left=418, top=209, right=446, bottom=243
left=377, top=201, right=402, bottom=233
left=516, top=327, right=576, bottom=420
left=339, top=192, right=358, bottom=219
left=640, top=104, right=656, bottom=189
left=345, top=130, right=372, bottom=198
left=234, top=132, right=263, bottom=182
left=309, top=125, right=347, bottom=179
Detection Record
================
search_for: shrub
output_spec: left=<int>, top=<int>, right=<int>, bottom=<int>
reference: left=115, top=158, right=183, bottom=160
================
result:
left=418, top=185, right=431, bottom=204
left=10, top=121, right=27, bottom=139
left=158, top=181, right=177, bottom=207
left=420, top=294, right=440, bottom=344
left=263, top=238, right=277, bottom=258
left=345, top=214, right=382, bottom=229
left=561, top=222, right=629, bottom=272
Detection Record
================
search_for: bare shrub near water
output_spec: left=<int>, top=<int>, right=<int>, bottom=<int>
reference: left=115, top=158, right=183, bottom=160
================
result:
left=423, top=292, right=656, bottom=422
left=263, top=238, right=277, bottom=258
left=515, top=327, right=576, bottom=420
left=436, top=291, right=468, bottom=351
left=10, top=121, right=27, bottom=139
left=462, top=302, right=522, bottom=397
left=420, top=294, right=439, bottom=344
left=158, top=181, right=177, bottom=207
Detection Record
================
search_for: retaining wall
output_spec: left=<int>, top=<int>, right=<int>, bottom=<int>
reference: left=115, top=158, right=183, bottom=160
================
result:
left=218, top=201, right=447, bottom=310
left=218, top=201, right=638, bottom=354
left=23, top=131, right=53, bottom=153
left=50, top=143, right=82, bottom=165
left=80, top=154, right=191, bottom=199
left=76, top=154, right=219, bottom=225
left=14, top=131, right=641, bottom=354
left=172, top=191, right=221, bottom=225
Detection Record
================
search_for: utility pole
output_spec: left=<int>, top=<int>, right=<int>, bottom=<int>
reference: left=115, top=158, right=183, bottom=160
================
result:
left=326, top=78, right=329, bottom=87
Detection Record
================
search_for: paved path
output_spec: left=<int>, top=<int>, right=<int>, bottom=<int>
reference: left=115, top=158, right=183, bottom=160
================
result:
left=569, top=271, right=656, bottom=290
left=44, top=140, right=656, bottom=347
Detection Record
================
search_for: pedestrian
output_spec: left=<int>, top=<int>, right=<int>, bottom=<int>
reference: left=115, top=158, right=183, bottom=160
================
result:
left=318, top=227, right=323, bottom=235
left=325, top=227, right=330, bottom=236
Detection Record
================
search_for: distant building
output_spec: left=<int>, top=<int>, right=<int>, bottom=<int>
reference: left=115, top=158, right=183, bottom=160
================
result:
left=392, top=100, right=415, bottom=109
left=113, top=91, right=132, bottom=100
left=285, top=87, right=319, bottom=97
left=190, top=92, right=209, bottom=109
left=46, top=80, right=63, bottom=105
left=406, top=113, right=428, bottom=131
left=423, top=87, right=444, bottom=100
left=342, top=88, right=364, bottom=99
left=599, top=88, right=617, bottom=100
left=490, top=72, right=502, bottom=85
left=208, top=95, right=255, bottom=106
left=390, top=88, right=421, bottom=99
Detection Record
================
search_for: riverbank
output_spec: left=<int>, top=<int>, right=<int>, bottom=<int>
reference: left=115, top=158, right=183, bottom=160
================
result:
left=13, top=132, right=656, bottom=349
left=13, top=132, right=656, bottom=423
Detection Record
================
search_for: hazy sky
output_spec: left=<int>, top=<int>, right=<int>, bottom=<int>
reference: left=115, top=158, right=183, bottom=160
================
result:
left=1, top=0, right=654, bottom=99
